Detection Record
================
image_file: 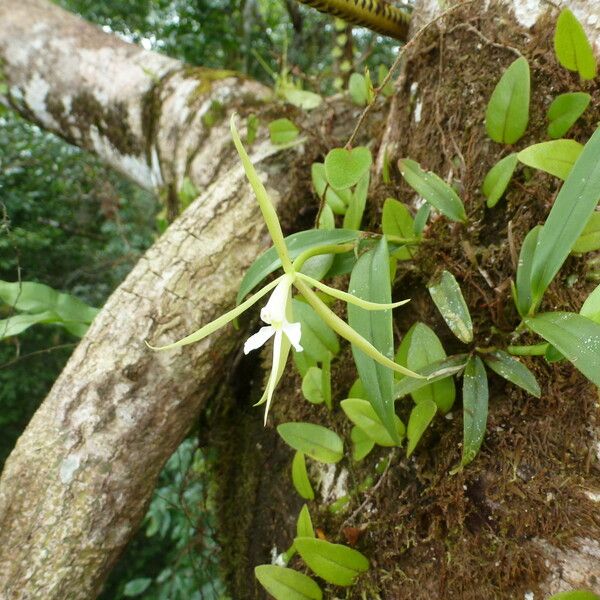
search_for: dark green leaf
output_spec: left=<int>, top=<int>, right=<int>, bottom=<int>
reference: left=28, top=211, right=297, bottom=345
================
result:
left=398, top=159, right=467, bottom=223
left=483, top=153, right=518, bottom=208
left=394, top=322, right=416, bottom=381
left=517, top=139, right=583, bottom=180
left=123, top=578, right=152, bottom=597
left=292, top=299, right=339, bottom=363
left=461, top=356, right=489, bottom=467
left=428, top=271, right=473, bottom=343
left=324, top=147, right=372, bottom=190
left=554, top=8, right=597, bottom=80
left=255, top=565, right=322, bottom=600
left=514, top=225, right=542, bottom=317
left=292, top=452, right=315, bottom=500
left=482, top=350, right=541, bottom=397
left=406, top=399, right=437, bottom=457
left=524, top=312, right=600, bottom=386
left=278, top=422, right=344, bottom=464
left=547, top=92, right=591, bottom=139
left=485, top=57, right=530, bottom=144
left=347, top=238, right=398, bottom=442
left=294, top=537, right=369, bottom=587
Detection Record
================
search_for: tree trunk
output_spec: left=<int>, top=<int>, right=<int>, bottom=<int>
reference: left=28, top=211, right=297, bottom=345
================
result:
left=0, top=1, right=599, bottom=598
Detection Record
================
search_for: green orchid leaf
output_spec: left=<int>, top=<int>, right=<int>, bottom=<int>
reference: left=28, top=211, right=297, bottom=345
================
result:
left=413, top=203, right=431, bottom=235
left=301, top=367, right=326, bottom=405
left=524, top=312, right=600, bottom=386
left=347, top=237, right=398, bottom=442
left=348, top=72, right=368, bottom=106
left=255, top=565, right=322, bottom=600
left=554, top=7, right=597, bottom=80
left=406, top=399, right=437, bottom=457
left=350, top=426, right=375, bottom=461
left=572, top=212, right=600, bottom=254
left=317, top=204, right=335, bottom=230
left=530, top=128, right=600, bottom=308
left=407, top=322, right=456, bottom=413
left=293, top=537, right=369, bottom=587
left=278, top=422, right=344, bottom=464
left=300, top=253, right=335, bottom=281
left=0, top=311, right=61, bottom=340
left=544, top=343, right=565, bottom=363
left=394, top=323, right=416, bottom=381
left=297, top=504, right=315, bottom=538
left=580, top=284, right=600, bottom=324
left=428, top=271, right=473, bottom=343
left=514, top=225, right=542, bottom=317
left=348, top=378, right=368, bottom=400
left=292, top=451, right=315, bottom=500
left=460, top=356, right=489, bottom=468
left=343, top=171, right=369, bottom=230
left=517, top=139, right=583, bottom=180
left=547, top=92, right=591, bottom=139
left=292, top=299, right=339, bottom=363
left=311, top=162, right=352, bottom=215
left=269, top=118, right=299, bottom=145
left=341, top=398, right=405, bottom=447
left=237, top=229, right=361, bottom=304
left=0, top=280, right=99, bottom=323
left=324, top=147, right=372, bottom=190
left=382, top=198, right=417, bottom=260
left=483, top=153, right=518, bottom=208
left=485, top=56, right=530, bottom=144
left=482, top=350, right=541, bottom=397
left=393, top=354, right=469, bottom=400
left=398, top=159, right=467, bottom=223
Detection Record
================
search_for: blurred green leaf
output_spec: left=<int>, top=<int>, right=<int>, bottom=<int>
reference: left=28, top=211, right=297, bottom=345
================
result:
left=268, top=118, right=299, bottom=145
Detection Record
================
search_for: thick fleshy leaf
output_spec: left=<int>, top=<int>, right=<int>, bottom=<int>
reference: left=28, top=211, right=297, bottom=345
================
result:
left=407, top=323, right=456, bottom=413
left=382, top=198, right=416, bottom=260
left=343, top=171, right=369, bottom=230
left=0, top=280, right=99, bottom=323
left=292, top=452, right=315, bottom=500
left=294, top=538, right=369, bottom=587
left=547, top=92, right=591, bottom=139
left=428, top=271, right=473, bottom=343
left=347, top=237, right=398, bottom=442
left=580, top=284, right=600, bottom=324
left=398, top=159, right=467, bottom=223
left=393, top=355, right=469, bottom=400
left=255, top=565, right=322, bottom=600
left=341, top=399, right=405, bottom=447
left=514, top=226, right=542, bottom=317
left=350, top=426, right=374, bottom=461
left=554, top=8, right=597, bottom=80
left=237, top=229, right=361, bottom=304
left=483, top=153, right=518, bottom=208
left=517, top=139, right=583, bottom=180
left=278, top=422, right=344, bottom=464
left=297, top=504, right=315, bottom=538
left=292, top=299, right=339, bottom=363
left=485, top=57, right=530, bottom=144
left=524, top=312, right=600, bottom=386
left=482, top=350, right=541, bottom=397
left=394, top=323, right=416, bottom=381
left=406, top=399, right=437, bottom=457
left=324, top=147, right=372, bottom=190
left=571, top=212, right=600, bottom=254
left=268, top=118, right=299, bottom=144
left=460, top=356, right=489, bottom=468
left=530, top=128, right=600, bottom=307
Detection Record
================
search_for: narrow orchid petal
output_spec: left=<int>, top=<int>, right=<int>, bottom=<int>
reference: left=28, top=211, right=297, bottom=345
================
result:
left=230, top=115, right=293, bottom=274
left=244, top=326, right=275, bottom=354
left=296, top=272, right=410, bottom=311
left=283, top=321, right=303, bottom=352
left=147, top=275, right=283, bottom=351
left=294, top=279, right=423, bottom=379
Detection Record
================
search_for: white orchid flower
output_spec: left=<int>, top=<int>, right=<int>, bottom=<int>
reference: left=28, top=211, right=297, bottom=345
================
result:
left=243, top=274, right=302, bottom=422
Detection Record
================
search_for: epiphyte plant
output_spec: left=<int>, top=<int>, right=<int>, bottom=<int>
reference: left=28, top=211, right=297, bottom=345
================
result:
left=149, top=115, right=421, bottom=423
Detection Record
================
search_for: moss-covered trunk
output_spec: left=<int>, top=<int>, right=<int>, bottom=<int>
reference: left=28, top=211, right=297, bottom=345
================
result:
left=212, top=3, right=600, bottom=598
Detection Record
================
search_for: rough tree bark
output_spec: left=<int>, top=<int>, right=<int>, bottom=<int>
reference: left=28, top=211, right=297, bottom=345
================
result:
left=0, top=1, right=599, bottom=599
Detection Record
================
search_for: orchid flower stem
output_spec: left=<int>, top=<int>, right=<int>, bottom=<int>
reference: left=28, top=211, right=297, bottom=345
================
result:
left=147, top=275, right=283, bottom=351
left=292, top=243, right=355, bottom=272
left=230, top=115, right=294, bottom=274
left=294, top=279, right=423, bottom=379
left=296, top=272, right=409, bottom=311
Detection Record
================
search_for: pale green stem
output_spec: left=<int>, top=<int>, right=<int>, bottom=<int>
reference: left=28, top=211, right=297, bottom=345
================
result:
left=147, top=275, right=283, bottom=351
left=507, top=343, right=548, bottom=356
left=294, top=279, right=423, bottom=379
left=292, top=243, right=355, bottom=272
left=230, top=116, right=294, bottom=273
left=296, top=272, right=409, bottom=311
left=386, top=235, right=422, bottom=246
